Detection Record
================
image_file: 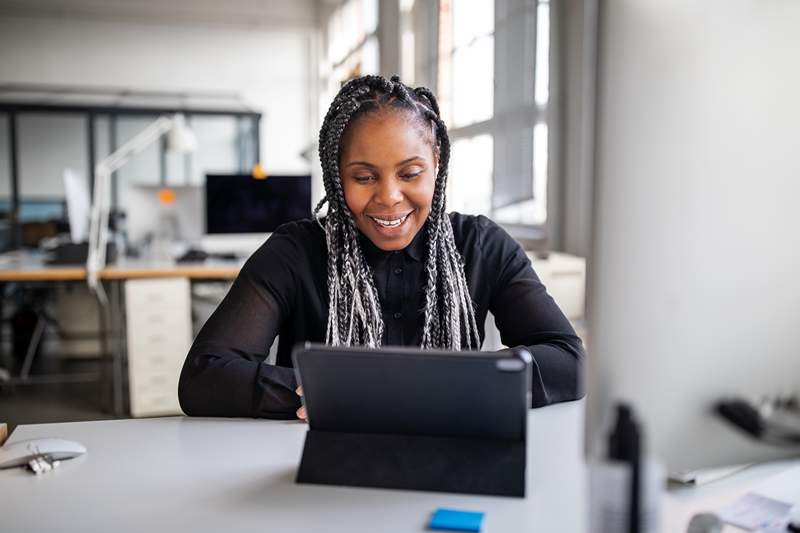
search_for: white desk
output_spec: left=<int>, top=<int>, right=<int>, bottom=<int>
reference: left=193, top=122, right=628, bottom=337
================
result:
left=1, top=401, right=796, bottom=532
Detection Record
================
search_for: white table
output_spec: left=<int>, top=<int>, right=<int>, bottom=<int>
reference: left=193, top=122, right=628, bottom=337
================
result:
left=1, top=401, right=796, bottom=532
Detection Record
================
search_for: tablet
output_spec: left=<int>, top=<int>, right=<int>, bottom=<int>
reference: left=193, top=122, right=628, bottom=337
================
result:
left=292, top=343, right=531, bottom=441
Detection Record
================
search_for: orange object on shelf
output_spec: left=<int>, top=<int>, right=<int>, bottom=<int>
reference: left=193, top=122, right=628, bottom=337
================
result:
left=252, top=163, right=267, bottom=180
left=158, top=188, right=176, bottom=204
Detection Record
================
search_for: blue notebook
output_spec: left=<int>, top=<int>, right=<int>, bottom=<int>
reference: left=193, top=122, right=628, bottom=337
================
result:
left=428, top=508, right=484, bottom=532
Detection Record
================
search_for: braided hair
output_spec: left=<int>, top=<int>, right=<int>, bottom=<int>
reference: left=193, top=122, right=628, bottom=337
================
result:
left=315, top=74, right=480, bottom=350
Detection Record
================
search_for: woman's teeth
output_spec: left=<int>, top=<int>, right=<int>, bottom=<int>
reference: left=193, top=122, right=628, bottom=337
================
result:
left=370, top=213, right=411, bottom=228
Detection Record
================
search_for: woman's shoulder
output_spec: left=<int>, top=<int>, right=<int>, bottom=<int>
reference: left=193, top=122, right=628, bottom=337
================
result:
left=271, top=217, right=326, bottom=240
left=248, top=217, right=326, bottom=264
left=447, top=212, right=510, bottom=251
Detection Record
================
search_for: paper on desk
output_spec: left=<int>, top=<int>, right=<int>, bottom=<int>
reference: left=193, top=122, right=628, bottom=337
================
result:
left=718, top=492, right=791, bottom=531
left=753, top=465, right=800, bottom=503
left=718, top=467, right=800, bottom=531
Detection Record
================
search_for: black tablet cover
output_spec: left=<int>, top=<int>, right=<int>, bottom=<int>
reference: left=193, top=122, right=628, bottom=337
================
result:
left=292, top=343, right=531, bottom=497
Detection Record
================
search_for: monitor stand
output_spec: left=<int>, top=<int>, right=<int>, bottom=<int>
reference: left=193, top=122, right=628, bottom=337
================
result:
left=200, top=233, right=270, bottom=259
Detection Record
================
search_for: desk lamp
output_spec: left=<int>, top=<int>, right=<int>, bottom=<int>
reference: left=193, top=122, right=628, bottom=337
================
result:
left=86, top=113, right=197, bottom=304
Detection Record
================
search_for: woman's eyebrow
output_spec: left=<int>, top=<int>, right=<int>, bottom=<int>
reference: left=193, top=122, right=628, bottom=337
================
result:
left=345, top=156, right=424, bottom=168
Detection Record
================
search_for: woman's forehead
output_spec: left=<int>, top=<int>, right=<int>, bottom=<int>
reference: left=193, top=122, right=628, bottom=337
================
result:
left=341, top=109, right=435, bottom=163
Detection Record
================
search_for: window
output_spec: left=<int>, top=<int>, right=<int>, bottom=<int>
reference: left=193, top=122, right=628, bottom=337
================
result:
left=437, top=0, right=495, bottom=215
left=320, top=0, right=380, bottom=125
left=433, top=0, right=551, bottom=231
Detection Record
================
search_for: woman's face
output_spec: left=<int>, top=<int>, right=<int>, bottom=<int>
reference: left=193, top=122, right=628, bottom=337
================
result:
left=340, top=109, right=437, bottom=251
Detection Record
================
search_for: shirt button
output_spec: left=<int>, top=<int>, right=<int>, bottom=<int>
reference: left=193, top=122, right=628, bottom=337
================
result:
left=393, top=267, right=403, bottom=275
left=393, top=312, right=403, bottom=320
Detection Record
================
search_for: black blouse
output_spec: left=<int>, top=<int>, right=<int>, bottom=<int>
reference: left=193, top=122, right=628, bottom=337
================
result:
left=178, top=213, right=585, bottom=419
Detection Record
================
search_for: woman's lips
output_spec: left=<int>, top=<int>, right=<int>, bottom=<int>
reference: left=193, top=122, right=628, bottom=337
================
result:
left=368, top=211, right=412, bottom=228
left=367, top=210, right=414, bottom=234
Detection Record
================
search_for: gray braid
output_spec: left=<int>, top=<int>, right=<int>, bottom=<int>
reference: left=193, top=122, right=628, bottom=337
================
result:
left=315, top=74, right=480, bottom=350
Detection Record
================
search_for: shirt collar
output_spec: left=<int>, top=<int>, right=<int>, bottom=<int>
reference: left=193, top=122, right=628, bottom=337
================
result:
left=358, top=224, right=427, bottom=264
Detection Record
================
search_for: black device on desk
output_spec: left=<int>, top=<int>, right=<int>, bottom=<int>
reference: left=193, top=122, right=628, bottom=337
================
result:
left=292, top=343, right=532, bottom=497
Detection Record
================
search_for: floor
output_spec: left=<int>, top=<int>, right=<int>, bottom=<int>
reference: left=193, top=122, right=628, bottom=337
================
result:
left=0, top=358, right=114, bottom=434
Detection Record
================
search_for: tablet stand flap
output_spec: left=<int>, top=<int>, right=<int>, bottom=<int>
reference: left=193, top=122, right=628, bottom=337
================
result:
left=295, top=429, right=526, bottom=497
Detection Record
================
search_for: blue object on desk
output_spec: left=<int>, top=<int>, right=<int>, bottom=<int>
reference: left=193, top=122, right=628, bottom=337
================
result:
left=428, top=508, right=484, bottom=532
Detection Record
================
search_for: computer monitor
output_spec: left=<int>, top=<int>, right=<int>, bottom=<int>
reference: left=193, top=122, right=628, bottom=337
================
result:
left=584, top=1, right=800, bottom=473
left=202, top=173, right=311, bottom=255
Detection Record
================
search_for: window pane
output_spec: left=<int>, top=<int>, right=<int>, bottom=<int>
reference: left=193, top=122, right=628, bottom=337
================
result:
left=401, top=0, right=415, bottom=85
left=363, top=0, right=378, bottom=35
left=19, top=113, right=87, bottom=196
left=452, top=35, right=494, bottom=127
left=448, top=134, right=493, bottom=215
left=534, top=0, right=550, bottom=106
left=493, top=123, right=547, bottom=226
left=452, top=0, right=494, bottom=49
left=531, top=122, right=548, bottom=223
left=362, top=36, right=379, bottom=75
left=0, top=115, right=9, bottom=202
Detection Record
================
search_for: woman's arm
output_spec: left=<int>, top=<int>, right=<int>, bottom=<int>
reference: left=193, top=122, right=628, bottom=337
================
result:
left=483, top=220, right=586, bottom=407
left=178, top=269, right=301, bottom=418
left=178, top=225, right=309, bottom=419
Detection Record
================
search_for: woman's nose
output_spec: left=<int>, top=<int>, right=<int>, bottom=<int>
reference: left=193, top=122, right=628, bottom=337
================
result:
left=374, top=178, right=404, bottom=206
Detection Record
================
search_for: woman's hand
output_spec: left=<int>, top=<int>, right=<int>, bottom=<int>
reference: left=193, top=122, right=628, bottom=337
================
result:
left=295, top=386, right=307, bottom=421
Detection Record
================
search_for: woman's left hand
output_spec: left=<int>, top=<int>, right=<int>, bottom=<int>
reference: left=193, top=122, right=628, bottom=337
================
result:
left=295, top=386, right=307, bottom=421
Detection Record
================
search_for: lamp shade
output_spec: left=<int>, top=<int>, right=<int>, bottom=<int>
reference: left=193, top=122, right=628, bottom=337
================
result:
left=167, top=113, right=197, bottom=153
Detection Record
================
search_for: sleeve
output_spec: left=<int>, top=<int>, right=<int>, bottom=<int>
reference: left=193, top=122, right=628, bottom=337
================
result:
left=481, top=218, right=586, bottom=408
left=178, top=226, right=304, bottom=419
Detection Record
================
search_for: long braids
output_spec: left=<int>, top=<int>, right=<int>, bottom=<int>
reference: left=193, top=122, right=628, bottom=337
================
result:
left=315, top=74, right=480, bottom=350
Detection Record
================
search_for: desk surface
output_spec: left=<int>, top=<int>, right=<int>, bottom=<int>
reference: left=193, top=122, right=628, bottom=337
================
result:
left=0, top=251, right=242, bottom=281
left=0, top=401, right=796, bottom=533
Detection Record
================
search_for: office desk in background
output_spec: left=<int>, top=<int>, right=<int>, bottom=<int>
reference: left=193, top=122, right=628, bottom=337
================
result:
left=1, top=401, right=797, bottom=533
left=0, top=251, right=243, bottom=417
left=1, top=250, right=587, bottom=419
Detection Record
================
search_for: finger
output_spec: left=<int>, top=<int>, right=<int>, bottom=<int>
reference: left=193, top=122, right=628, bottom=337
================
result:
left=296, top=406, right=307, bottom=420
left=296, top=386, right=303, bottom=396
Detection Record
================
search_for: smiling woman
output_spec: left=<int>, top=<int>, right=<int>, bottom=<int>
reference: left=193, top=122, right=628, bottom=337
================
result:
left=178, top=75, right=585, bottom=420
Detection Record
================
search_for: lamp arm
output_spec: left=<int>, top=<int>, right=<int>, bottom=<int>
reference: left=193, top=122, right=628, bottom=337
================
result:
left=87, top=116, right=174, bottom=303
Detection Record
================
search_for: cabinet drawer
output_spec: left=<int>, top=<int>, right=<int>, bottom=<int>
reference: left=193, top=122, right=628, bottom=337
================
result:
left=130, top=368, right=179, bottom=395
left=125, top=278, right=190, bottom=314
left=127, top=310, right=191, bottom=353
left=128, top=349, right=185, bottom=375
left=130, top=392, right=182, bottom=418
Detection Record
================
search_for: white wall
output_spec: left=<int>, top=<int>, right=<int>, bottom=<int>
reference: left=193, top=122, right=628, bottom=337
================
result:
left=586, top=0, right=800, bottom=470
left=0, top=10, right=316, bottom=241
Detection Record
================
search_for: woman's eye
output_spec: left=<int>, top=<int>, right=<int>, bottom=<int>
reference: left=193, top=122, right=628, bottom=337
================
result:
left=400, top=172, right=421, bottom=180
left=354, top=175, right=375, bottom=183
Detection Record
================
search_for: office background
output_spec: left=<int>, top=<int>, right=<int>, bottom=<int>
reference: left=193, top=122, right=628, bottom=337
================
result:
left=0, top=0, right=591, bottom=428
left=1, top=1, right=799, bottom=531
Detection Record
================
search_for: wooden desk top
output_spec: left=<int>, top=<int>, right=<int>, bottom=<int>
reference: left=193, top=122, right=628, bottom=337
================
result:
left=0, top=252, right=242, bottom=282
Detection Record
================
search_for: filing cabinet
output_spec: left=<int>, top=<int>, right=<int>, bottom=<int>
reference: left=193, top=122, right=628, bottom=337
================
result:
left=528, top=252, right=586, bottom=321
left=125, top=277, right=192, bottom=417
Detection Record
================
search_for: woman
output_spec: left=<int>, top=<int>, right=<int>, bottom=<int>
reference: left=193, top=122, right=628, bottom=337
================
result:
left=178, top=75, right=584, bottom=419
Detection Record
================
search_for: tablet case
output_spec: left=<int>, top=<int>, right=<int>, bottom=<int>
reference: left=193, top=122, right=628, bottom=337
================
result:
left=292, top=344, right=530, bottom=497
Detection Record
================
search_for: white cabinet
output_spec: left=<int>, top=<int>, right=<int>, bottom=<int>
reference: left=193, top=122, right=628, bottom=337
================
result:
left=528, top=252, right=586, bottom=321
left=125, top=278, right=192, bottom=417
